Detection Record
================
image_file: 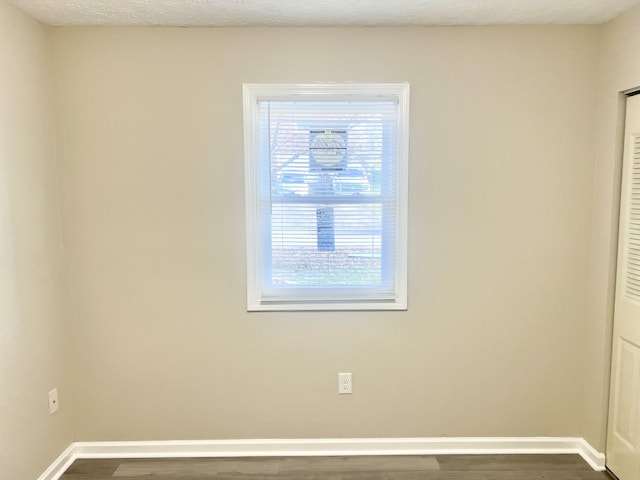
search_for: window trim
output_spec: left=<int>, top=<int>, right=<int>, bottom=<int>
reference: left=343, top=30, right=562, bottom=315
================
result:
left=243, top=83, right=409, bottom=311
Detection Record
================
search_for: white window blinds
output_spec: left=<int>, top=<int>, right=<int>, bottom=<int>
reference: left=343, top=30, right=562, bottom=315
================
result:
left=244, top=84, right=409, bottom=311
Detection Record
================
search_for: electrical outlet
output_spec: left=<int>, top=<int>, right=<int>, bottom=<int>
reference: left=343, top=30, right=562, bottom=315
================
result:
left=338, top=373, right=352, bottom=394
left=48, top=388, right=59, bottom=415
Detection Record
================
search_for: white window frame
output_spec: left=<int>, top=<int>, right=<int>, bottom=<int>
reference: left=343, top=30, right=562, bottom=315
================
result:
left=243, top=83, right=409, bottom=311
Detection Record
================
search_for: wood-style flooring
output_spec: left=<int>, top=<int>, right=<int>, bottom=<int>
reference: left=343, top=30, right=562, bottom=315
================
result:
left=60, top=454, right=613, bottom=479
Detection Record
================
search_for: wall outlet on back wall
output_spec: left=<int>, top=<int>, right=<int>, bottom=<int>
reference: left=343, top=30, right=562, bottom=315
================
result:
left=338, top=373, right=352, bottom=394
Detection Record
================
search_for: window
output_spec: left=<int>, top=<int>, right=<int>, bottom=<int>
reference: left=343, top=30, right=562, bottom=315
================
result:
left=243, top=83, right=409, bottom=311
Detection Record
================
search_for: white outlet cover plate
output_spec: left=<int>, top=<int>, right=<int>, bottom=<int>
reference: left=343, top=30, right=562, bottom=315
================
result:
left=48, top=388, right=59, bottom=415
left=338, top=373, right=352, bottom=394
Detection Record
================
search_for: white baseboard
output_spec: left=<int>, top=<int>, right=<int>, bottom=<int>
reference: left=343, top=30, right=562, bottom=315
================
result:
left=37, top=444, right=77, bottom=480
left=41, top=436, right=607, bottom=479
left=575, top=437, right=607, bottom=471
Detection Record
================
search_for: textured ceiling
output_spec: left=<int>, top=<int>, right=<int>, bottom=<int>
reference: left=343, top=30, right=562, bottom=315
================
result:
left=6, top=0, right=640, bottom=27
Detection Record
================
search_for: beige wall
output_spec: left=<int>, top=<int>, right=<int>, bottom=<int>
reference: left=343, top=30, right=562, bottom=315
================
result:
left=2, top=6, right=637, bottom=474
left=52, top=26, right=599, bottom=441
left=582, top=2, right=640, bottom=452
left=0, top=2, right=73, bottom=479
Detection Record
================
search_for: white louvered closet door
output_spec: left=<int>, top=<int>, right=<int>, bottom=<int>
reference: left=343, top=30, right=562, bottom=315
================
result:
left=607, top=93, right=640, bottom=480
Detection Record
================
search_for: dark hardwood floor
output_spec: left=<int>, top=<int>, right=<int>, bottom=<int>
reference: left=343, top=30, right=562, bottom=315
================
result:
left=60, top=454, right=613, bottom=479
